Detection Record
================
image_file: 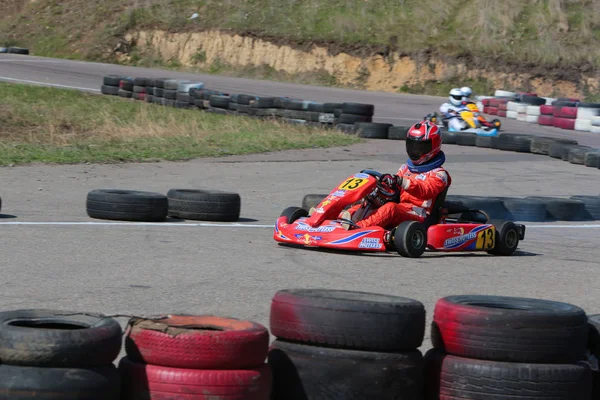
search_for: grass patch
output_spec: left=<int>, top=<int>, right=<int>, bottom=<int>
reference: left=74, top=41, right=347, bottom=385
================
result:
left=0, top=82, right=361, bottom=166
left=399, top=78, right=497, bottom=97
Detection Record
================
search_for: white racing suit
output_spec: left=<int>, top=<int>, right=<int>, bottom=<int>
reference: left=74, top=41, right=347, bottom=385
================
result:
left=439, top=102, right=468, bottom=131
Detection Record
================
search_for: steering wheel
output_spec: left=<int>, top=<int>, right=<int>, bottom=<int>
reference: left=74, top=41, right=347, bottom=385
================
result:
left=377, top=173, right=401, bottom=198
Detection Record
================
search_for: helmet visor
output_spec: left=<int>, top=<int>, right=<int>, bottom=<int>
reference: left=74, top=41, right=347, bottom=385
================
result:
left=406, top=138, right=433, bottom=161
left=450, top=94, right=463, bottom=101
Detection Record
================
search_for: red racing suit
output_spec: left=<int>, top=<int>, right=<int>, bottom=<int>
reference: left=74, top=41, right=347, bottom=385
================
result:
left=348, top=164, right=451, bottom=230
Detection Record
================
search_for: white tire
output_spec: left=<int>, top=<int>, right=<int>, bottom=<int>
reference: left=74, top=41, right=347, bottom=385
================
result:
left=507, top=110, right=518, bottom=119
left=526, top=115, right=539, bottom=123
left=576, top=107, right=600, bottom=120
left=592, top=116, right=600, bottom=126
left=591, top=125, right=600, bottom=134
left=494, top=89, right=516, bottom=98
left=517, top=113, right=528, bottom=122
left=507, top=101, right=519, bottom=111
left=574, top=119, right=592, bottom=132
left=515, top=104, right=528, bottom=113
left=526, top=106, right=541, bottom=116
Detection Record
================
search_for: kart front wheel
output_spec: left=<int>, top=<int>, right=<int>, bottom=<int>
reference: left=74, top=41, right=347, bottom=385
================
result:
left=491, top=118, right=501, bottom=129
left=487, top=220, right=519, bottom=256
left=393, top=221, right=427, bottom=258
left=280, top=206, right=308, bottom=224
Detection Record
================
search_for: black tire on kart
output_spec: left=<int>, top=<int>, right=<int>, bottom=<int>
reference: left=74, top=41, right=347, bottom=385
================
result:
left=280, top=206, right=308, bottom=224
left=355, top=122, right=392, bottom=139
left=0, top=364, right=121, bottom=400
left=268, top=340, right=424, bottom=400
left=270, top=289, right=426, bottom=351
left=86, top=189, right=169, bottom=222
left=167, top=189, right=241, bottom=222
left=486, top=220, right=520, bottom=256
left=0, top=309, right=122, bottom=368
left=393, top=221, right=427, bottom=258
left=423, top=349, right=593, bottom=400
left=431, top=295, right=589, bottom=364
left=301, top=194, right=328, bottom=210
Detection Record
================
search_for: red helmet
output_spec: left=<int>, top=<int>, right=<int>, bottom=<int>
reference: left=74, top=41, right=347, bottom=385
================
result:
left=406, top=120, right=442, bottom=165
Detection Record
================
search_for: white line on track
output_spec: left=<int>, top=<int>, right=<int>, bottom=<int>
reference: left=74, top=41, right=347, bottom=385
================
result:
left=0, top=76, right=100, bottom=92
left=0, top=221, right=599, bottom=229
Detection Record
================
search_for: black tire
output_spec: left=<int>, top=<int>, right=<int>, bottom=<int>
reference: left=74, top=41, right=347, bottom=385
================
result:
left=550, top=143, right=590, bottom=160
left=570, top=195, right=600, bottom=220
left=525, top=196, right=587, bottom=221
left=495, top=133, right=533, bottom=152
left=86, top=189, right=168, bottom=222
left=338, top=113, right=373, bottom=124
left=388, top=125, right=409, bottom=140
left=281, top=99, right=306, bottom=111
left=431, top=295, right=589, bottom=364
left=175, top=100, right=192, bottom=109
left=7, top=46, right=29, bottom=55
left=236, top=94, right=259, bottom=105
left=0, top=310, right=122, bottom=368
left=209, top=95, right=231, bottom=109
left=280, top=206, right=308, bottom=224
left=163, top=99, right=176, bottom=108
left=520, top=95, right=546, bottom=105
left=306, top=102, right=324, bottom=112
left=270, top=289, right=426, bottom=351
left=475, top=135, right=494, bottom=148
left=120, top=79, right=134, bottom=91
left=584, top=151, right=600, bottom=167
left=249, top=96, right=277, bottom=108
left=322, top=102, right=343, bottom=113
left=0, top=364, right=121, bottom=400
left=117, top=89, right=133, bottom=99
left=153, top=78, right=170, bottom=88
left=100, top=85, right=119, bottom=95
left=301, top=194, right=328, bottom=210
left=487, top=220, right=520, bottom=256
left=335, top=123, right=357, bottom=134
left=132, top=77, right=148, bottom=86
left=132, top=92, right=146, bottom=101
left=503, top=197, right=547, bottom=221
left=237, top=104, right=250, bottom=113
left=441, top=130, right=458, bottom=144
left=103, top=75, right=130, bottom=87
left=341, top=102, right=375, bottom=117
left=423, top=349, right=592, bottom=400
left=393, top=221, right=427, bottom=258
left=282, top=110, right=309, bottom=120
left=355, top=122, right=391, bottom=139
left=162, top=89, right=177, bottom=100
left=153, top=87, right=164, bottom=98
left=133, top=85, right=146, bottom=94
left=454, top=132, right=477, bottom=146
left=269, top=340, right=424, bottom=400
left=255, top=108, right=279, bottom=117
left=167, top=189, right=241, bottom=222
left=176, top=92, right=191, bottom=103
left=445, top=195, right=509, bottom=219
left=162, top=80, right=182, bottom=90
left=568, top=147, right=591, bottom=164
left=333, top=108, right=343, bottom=118
left=530, top=136, right=578, bottom=155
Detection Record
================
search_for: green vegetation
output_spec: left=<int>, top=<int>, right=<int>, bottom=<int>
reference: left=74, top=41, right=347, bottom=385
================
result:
left=2, top=0, right=597, bottom=68
left=0, top=82, right=360, bottom=166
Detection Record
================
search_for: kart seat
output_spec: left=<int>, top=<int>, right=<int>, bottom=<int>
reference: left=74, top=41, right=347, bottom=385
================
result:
left=423, top=187, right=450, bottom=228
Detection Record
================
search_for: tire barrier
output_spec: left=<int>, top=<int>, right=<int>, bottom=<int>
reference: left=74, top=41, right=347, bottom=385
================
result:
left=0, top=46, right=29, bottom=54
left=0, top=291, right=597, bottom=397
left=425, top=295, right=594, bottom=400
left=268, top=289, right=426, bottom=399
left=0, top=309, right=122, bottom=397
left=85, top=188, right=242, bottom=223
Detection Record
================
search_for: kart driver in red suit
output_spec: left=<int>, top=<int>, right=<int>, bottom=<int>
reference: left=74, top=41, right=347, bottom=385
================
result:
left=341, top=120, right=452, bottom=230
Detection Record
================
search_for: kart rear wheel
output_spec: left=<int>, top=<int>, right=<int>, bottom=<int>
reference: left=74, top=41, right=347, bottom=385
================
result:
left=281, top=206, right=308, bottom=224
left=487, top=220, right=519, bottom=256
left=393, top=221, right=427, bottom=258
left=492, top=118, right=501, bottom=129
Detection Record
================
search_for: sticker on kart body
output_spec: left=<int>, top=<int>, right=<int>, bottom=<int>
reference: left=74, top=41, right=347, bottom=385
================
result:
left=338, top=176, right=370, bottom=191
left=443, top=225, right=492, bottom=249
left=295, top=222, right=337, bottom=233
left=295, top=233, right=322, bottom=245
left=358, top=237, right=383, bottom=249
left=475, top=227, right=495, bottom=250
left=331, top=190, right=347, bottom=197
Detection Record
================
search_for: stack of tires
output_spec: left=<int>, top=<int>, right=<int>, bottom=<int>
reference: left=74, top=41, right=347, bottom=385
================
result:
left=268, top=288, right=426, bottom=399
left=588, top=314, right=600, bottom=398
left=425, top=295, right=594, bottom=399
left=0, top=309, right=122, bottom=397
left=552, top=99, right=580, bottom=130
left=538, top=103, right=555, bottom=126
left=118, top=77, right=134, bottom=99
left=151, top=78, right=168, bottom=106
left=120, top=315, right=272, bottom=399
left=575, top=103, right=600, bottom=132
left=176, top=81, right=204, bottom=109
left=101, top=74, right=129, bottom=96
left=132, top=77, right=149, bottom=101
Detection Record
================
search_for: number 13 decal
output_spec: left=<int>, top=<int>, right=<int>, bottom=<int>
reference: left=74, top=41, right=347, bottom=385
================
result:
left=338, top=177, right=368, bottom=191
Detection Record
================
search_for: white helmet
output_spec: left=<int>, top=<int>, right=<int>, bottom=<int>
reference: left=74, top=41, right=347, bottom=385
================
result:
left=461, top=86, right=473, bottom=100
left=449, top=88, right=463, bottom=107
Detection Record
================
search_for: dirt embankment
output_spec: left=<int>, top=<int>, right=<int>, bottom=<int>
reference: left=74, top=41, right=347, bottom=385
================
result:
left=121, top=29, right=598, bottom=99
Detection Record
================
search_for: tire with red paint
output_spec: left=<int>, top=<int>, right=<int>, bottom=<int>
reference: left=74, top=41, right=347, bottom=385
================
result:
left=540, top=105, right=554, bottom=115
left=119, top=357, right=272, bottom=400
left=553, top=117, right=576, bottom=130
left=497, top=110, right=507, bottom=117
left=487, top=107, right=498, bottom=115
left=423, top=349, right=593, bottom=400
left=554, top=106, right=578, bottom=118
left=270, top=289, right=426, bottom=351
left=537, top=115, right=554, bottom=126
left=125, top=315, right=269, bottom=369
left=268, top=339, right=424, bottom=400
left=431, top=295, right=588, bottom=363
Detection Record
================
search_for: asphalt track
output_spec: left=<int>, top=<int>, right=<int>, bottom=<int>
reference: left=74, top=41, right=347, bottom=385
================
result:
left=1, top=54, right=599, bottom=353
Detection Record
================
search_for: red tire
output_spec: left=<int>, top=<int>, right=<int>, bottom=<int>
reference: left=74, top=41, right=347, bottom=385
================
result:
left=482, top=98, right=490, bottom=106
left=119, top=357, right=272, bottom=400
left=497, top=110, right=507, bottom=117
left=554, top=106, right=578, bottom=119
left=498, top=103, right=508, bottom=111
left=538, top=115, right=554, bottom=126
left=540, top=105, right=554, bottom=115
left=553, top=117, right=576, bottom=130
left=125, top=315, right=269, bottom=369
left=483, top=106, right=490, bottom=114
left=487, top=107, right=498, bottom=115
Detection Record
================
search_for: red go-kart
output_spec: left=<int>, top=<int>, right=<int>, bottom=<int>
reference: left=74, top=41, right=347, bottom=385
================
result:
left=273, top=170, right=525, bottom=257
